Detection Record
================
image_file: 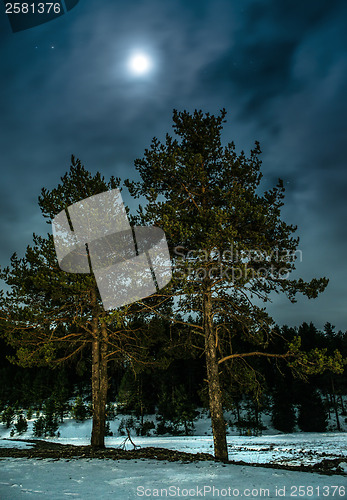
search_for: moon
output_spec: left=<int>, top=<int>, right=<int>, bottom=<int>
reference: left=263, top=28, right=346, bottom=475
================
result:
left=128, top=53, right=152, bottom=75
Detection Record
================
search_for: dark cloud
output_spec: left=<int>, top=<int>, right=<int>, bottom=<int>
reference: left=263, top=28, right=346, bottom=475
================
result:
left=0, top=0, right=346, bottom=329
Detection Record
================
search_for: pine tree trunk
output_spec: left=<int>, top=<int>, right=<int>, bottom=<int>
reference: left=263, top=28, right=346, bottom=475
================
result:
left=91, top=338, right=104, bottom=448
left=203, top=289, right=228, bottom=461
left=90, top=293, right=108, bottom=449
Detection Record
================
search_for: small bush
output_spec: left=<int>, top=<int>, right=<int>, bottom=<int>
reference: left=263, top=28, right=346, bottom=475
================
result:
left=138, top=420, right=155, bottom=436
left=156, top=421, right=173, bottom=435
left=71, top=396, right=88, bottom=422
left=105, top=421, right=113, bottom=436
left=14, top=413, right=28, bottom=434
left=1, top=406, right=15, bottom=428
left=33, top=416, right=46, bottom=437
left=32, top=398, right=60, bottom=437
left=33, top=413, right=59, bottom=437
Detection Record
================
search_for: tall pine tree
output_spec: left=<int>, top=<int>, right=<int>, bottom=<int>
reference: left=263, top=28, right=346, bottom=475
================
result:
left=126, top=109, right=342, bottom=461
left=0, top=157, right=152, bottom=448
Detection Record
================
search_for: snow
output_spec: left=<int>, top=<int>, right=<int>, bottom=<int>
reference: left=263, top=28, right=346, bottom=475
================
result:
left=0, top=412, right=346, bottom=498
left=0, top=457, right=346, bottom=500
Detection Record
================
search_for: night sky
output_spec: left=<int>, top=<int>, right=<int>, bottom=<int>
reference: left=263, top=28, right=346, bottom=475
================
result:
left=1, top=0, right=346, bottom=330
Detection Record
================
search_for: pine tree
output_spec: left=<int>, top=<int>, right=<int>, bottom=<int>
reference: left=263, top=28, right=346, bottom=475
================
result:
left=14, top=412, right=28, bottom=434
left=297, top=387, right=327, bottom=432
left=0, top=157, right=153, bottom=448
left=126, top=109, right=342, bottom=460
left=71, top=395, right=88, bottom=422
left=171, top=385, right=199, bottom=435
left=1, top=406, right=15, bottom=428
left=272, top=387, right=296, bottom=433
left=42, top=398, right=59, bottom=436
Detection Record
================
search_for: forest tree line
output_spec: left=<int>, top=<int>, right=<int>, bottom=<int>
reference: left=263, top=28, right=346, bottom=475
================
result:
left=1, top=320, right=345, bottom=436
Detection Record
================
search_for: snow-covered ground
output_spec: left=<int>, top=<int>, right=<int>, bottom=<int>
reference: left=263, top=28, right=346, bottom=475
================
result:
left=1, top=409, right=346, bottom=467
left=0, top=412, right=346, bottom=498
left=2, top=425, right=346, bottom=467
left=1, top=456, right=346, bottom=500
